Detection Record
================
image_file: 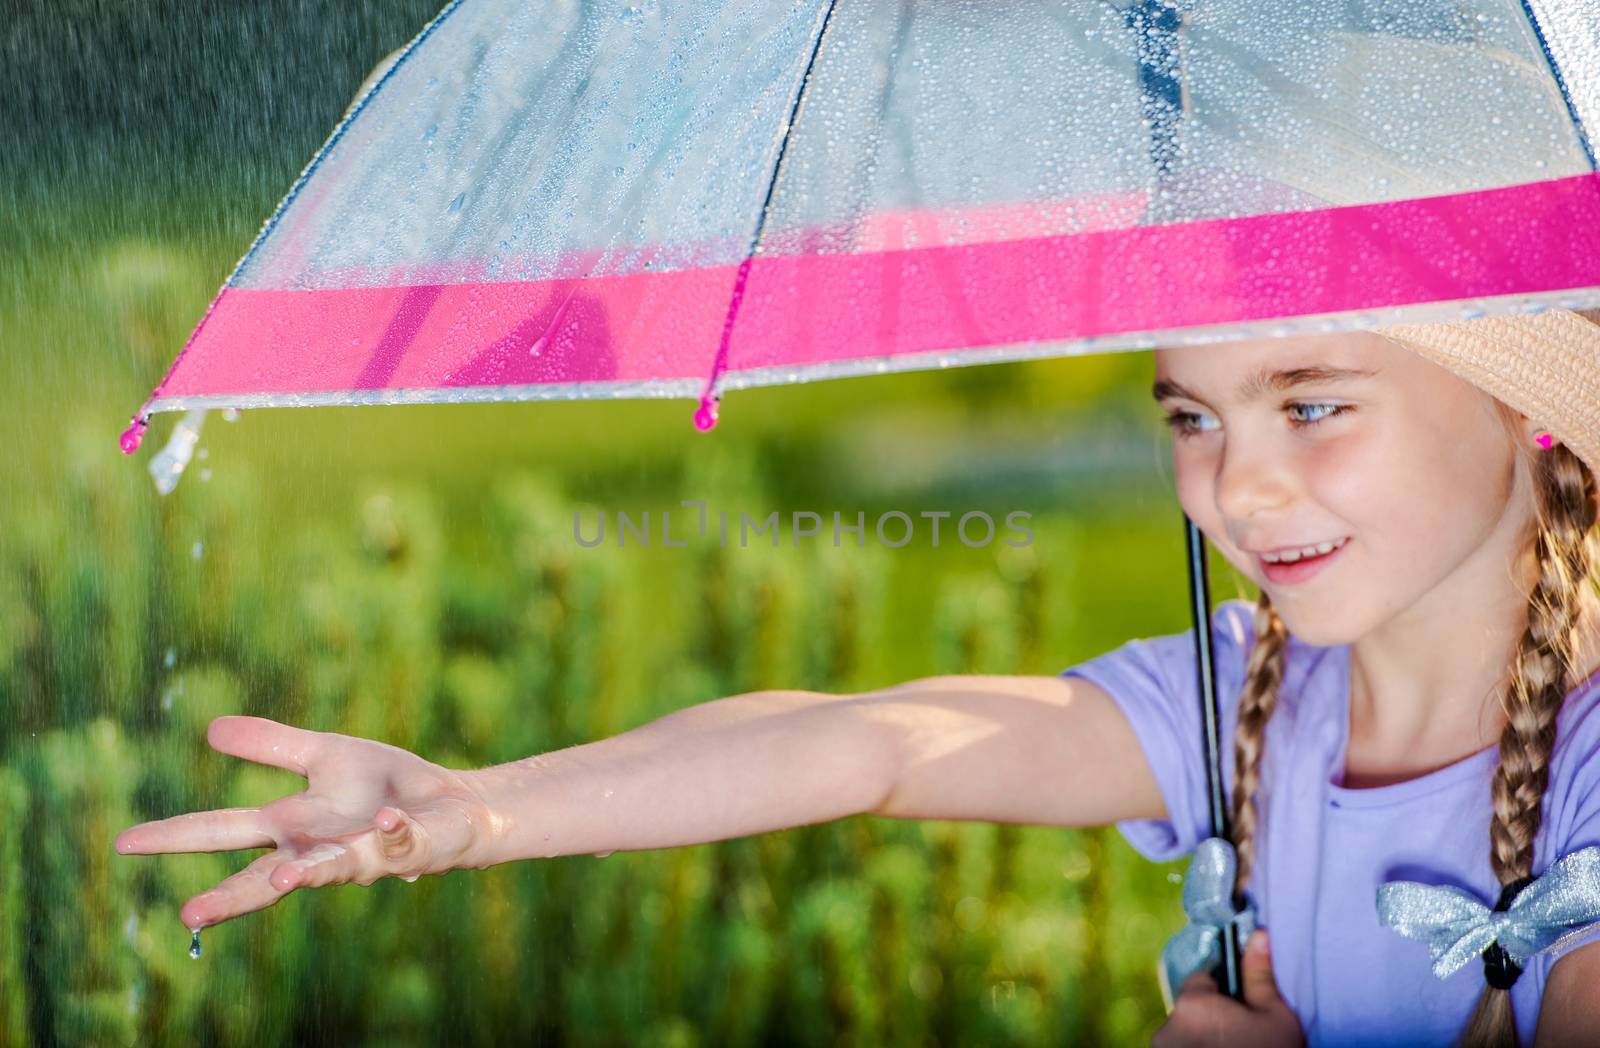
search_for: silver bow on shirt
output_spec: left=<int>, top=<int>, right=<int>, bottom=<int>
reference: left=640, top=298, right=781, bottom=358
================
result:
left=1375, top=844, right=1600, bottom=980
left=1159, top=836, right=1260, bottom=1010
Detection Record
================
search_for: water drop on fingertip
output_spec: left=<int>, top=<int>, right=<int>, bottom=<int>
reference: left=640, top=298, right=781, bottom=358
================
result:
left=189, top=928, right=202, bottom=959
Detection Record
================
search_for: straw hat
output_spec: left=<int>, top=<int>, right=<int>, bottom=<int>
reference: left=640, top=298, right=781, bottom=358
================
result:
left=1374, top=309, right=1600, bottom=481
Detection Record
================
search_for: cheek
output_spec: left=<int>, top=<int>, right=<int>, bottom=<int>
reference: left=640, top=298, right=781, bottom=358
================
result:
left=1170, top=453, right=1252, bottom=570
left=1169, top=449, right=1212, bottom=522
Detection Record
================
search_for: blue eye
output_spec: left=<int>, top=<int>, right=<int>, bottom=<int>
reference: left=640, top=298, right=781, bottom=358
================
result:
left=1287, top=402, right=1351, bottom=427
left=1162, top=403, right=1351, bottom=439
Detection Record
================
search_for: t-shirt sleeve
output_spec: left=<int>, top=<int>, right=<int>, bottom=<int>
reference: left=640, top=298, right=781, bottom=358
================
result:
left=1058, top=599, right=1253, bottom=863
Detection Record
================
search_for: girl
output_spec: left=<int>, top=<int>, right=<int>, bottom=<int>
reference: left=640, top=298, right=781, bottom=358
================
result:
left=116, top=309, right=1600, bottom=1046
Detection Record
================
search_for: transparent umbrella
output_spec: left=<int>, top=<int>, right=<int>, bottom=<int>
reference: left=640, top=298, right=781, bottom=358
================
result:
left=117, top=0, right=1600, bottom=1001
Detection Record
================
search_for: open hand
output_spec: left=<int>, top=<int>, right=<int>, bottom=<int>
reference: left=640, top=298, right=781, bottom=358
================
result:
left=1151, top=930, right=1306, bottom=1048
left=114, top=715, right=502, bottom=931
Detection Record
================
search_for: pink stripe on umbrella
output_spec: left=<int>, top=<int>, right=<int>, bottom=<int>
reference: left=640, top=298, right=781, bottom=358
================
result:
left=127, top=172, right=1600, bottom=437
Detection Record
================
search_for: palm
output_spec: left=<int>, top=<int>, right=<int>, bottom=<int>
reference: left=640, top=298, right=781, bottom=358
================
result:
left=115, top=715, right=496, bottom=931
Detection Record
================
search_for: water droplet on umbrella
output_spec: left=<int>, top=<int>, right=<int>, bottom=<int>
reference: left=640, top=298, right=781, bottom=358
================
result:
left=222, top=408, right=240, bottom=423
left=189, top=929, right=202, bottom=959
left=448, top=193, right=465, bottom=214
left=593, top=851, right=614, bottom=858
left=614, top=166, right=624, bottom=177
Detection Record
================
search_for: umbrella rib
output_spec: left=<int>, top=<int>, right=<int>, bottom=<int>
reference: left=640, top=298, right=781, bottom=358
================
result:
left=695, top=0, right=844, bottom=428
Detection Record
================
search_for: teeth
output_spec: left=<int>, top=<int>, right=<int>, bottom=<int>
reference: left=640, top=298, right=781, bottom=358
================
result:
left=1262, top=537, right=1346, bottom=563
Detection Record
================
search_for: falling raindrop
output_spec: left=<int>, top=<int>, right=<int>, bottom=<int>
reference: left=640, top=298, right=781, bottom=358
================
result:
left=200, top=468, right=212, bottom=483
left=448, top=192, right=465, bottom=214
left=191, top=541, right=204, bottom=561
left=613, top=166, right=624, bottom=177
left=189, top=929, right=202, bottom=959
left=163, top=647, right=176, bottom=669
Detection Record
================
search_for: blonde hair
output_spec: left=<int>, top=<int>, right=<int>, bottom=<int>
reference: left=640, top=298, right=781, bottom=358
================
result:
left=1225, top=398, right=1600, bottom=1048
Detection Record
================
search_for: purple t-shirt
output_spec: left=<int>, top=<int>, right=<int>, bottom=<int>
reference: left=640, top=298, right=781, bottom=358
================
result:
left=1061, top=597, right=1600, bottom=1048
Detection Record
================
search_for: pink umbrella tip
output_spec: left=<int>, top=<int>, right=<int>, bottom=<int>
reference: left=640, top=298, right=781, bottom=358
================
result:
left=693, top=397, right=719, bottom=432
left=119, top=418, right=148, bottom=455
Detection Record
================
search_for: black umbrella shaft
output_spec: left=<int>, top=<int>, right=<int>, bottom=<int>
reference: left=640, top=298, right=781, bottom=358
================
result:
left=1183, top=514, right=1243, bottom=1000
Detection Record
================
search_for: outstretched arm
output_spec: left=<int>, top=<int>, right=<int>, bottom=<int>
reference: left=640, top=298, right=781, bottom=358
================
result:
left=116, top=673, right=1163, bottom=929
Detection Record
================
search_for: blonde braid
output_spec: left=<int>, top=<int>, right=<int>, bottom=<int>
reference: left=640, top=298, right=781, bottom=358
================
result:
left=1457, top=440, right=1600, bottom=1048
left=1229, top=595, right=1290, bottom=900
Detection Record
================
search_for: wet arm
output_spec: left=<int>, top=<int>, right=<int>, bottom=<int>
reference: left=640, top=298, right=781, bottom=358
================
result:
left=462, top=673, right=1164, bottom=867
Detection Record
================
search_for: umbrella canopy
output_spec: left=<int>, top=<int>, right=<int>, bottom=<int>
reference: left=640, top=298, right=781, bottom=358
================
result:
left=116, top=0, right=1600, bottom=1004
left=120, top=0, right=1600, bottom=458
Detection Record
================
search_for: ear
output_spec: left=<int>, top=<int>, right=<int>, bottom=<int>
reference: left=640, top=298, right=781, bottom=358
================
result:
left=1506, top=408, right=1555, bottom=450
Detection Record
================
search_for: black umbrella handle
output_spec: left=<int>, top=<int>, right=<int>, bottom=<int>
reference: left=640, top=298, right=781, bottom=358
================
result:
left=1183, top=512, right=1245, bottom=1001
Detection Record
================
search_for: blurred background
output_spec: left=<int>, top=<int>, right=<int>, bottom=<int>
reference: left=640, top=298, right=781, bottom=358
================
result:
left=2, top=2, right=1255, bottom=1044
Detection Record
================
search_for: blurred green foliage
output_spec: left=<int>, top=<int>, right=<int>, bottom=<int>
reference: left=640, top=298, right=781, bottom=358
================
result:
left=3, top=431, right=1257, bottom=1045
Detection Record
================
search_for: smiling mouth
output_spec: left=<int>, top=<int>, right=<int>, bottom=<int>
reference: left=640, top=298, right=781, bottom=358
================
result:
left=1256, top=537, right=1350, bottom=583
left=1257, top=537, right=1349, bottom=564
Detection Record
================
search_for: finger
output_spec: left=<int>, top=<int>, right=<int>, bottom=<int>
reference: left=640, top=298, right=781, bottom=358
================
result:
left=1178, top=968, right=1221, bottom=998
left=1242, top=929, right=1285, bottom=1010
left=206, top=715, right=322, bottom=777
left=271, top=839, right=379, bottom=891
left=374, top=806, right=428, bottom=870
left=115, top=808, right=273, bottom=855
left=178, top=851, right=296, bottom=930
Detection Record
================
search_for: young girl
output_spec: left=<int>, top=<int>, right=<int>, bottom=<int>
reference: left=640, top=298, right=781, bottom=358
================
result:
left=116, top=309, right=1600, bottom=1047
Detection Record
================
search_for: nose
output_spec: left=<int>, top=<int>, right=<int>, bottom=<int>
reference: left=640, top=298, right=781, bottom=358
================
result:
left=1213, top=432, right=1294, bottom=534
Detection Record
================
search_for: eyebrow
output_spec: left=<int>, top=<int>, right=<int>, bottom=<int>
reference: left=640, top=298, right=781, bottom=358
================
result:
left=1150, top=365, right=1379, bottom=404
